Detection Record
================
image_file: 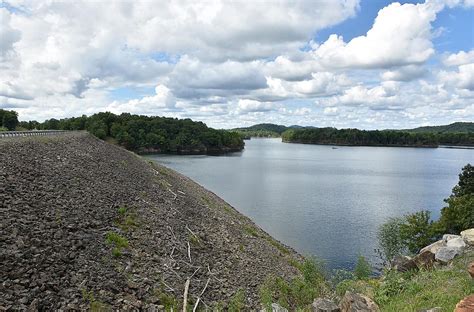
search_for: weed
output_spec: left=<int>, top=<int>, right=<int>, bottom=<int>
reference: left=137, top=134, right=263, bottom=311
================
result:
left=243, top=226, right=259, bottom=237
left=228, top=289, right=245, bottom=312
left=118, top=206, right=127, bottom=215
left=189, top=234, right=201, bottom=247
left=112, top=247, right=122, bottom=258
left=106, top=232, right=129, bottom=248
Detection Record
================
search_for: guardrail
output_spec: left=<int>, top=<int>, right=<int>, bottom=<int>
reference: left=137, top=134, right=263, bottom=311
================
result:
left=0, top=130, right=69, bottom=138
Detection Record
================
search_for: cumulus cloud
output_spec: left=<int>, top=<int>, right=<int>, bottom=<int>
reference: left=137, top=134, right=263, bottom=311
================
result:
left=439, top=63, right=474, bottom=91
left=443, top=50, right=474, bottom=66
left=1, top=0, right=473, bottom=129
left=310, top=1, right=442, bottom=69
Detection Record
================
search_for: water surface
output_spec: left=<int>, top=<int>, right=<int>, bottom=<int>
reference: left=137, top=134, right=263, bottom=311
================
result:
left=146, top=138, right=473, bottom=269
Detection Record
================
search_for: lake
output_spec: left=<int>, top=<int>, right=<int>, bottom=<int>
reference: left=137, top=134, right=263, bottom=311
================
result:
left=146, top=138, right=473, bottom=270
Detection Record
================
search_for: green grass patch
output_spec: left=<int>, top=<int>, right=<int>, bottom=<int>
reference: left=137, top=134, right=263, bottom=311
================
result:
left=228, top=289, right=246, bottom=312
left=106, top=232, right=128, bottom=248
left=333, top=251, right=474, bottom=312
left=259, top=258, right=330, bottom=310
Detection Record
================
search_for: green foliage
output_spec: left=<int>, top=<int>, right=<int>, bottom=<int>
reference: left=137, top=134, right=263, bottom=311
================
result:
left=377, top=217, right=406, bottom=262
left=117, top=206, right=127, bottom=215
left=228, top=289, right=245, bottom=312
left=282, top=126, right=474, bottom=147
left=354, top=256, right=372, bottom=280
left=0, top=109, right=19, bottom=130
left=407, top=122, right=474, bottom=133
left=439, top=163, right=474, bottom=233
left=31, top=111, right=244, bottom=154
left=398, top=211, right=436, bottom=254
left=374, top=270, right=409, bottom=304
left=259, top=258, right=329, bottom=310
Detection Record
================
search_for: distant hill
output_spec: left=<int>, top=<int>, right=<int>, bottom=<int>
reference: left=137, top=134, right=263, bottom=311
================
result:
left=232, top=123, right=289, bottom=138
left=404, top=122, right=474, bottom=133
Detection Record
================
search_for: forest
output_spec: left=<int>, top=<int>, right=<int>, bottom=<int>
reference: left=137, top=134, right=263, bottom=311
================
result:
left=281, top=127, right=474, bottom=147
left=17, top=112, right=245, bottom=154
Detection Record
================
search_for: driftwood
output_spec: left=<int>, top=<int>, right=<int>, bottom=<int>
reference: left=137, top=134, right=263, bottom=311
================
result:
left=182, top=278, right=190, bottom=312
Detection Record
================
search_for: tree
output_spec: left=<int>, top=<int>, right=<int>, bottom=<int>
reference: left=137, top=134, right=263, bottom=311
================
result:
left=1, top=110, right=19, bottom=130
left=399, top=211, right=435, bottom=253
left=439, top=164, right=474, bottom=233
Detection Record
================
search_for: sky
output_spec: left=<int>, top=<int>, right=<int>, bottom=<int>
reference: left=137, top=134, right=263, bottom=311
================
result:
left=0, top=0, right=473, bottom=129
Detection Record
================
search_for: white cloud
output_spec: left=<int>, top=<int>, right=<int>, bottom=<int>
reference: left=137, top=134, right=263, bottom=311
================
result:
left=106, top=85, right=176, bottom=115
left=443, top=50, right=474, bottom=66
left=381, top=65, right=427, bottom=81
left=439, top=63, right=474, bottom=91
left=1, top=0, right=473, bottom=129
left=310, top=1, right=441, bottom=69
left=236, top=99, right=275, bottom=114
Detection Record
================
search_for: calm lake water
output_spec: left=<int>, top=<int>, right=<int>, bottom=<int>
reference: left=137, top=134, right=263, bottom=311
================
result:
left=146, top=138, right=473, bottom=270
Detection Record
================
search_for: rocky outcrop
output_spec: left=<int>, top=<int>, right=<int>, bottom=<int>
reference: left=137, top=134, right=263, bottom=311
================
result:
left=420, top=240, right=445, bottom=254
left=455, top=294, right=474, bottom=312
left=468, top=261, right=474, bottom=278
left=0, top=133, right=300, bottom=310
left=312, top=298, right=340, bottom=312
left=339, top=292, right=379, bottom=312
left=461, top=229, right=474, bottom=246
left=391, top=255, right=418, bottom=272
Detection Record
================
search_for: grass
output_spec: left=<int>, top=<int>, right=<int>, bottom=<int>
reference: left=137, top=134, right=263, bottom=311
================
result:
left=334, top=250, right=474, bottom=312
left=105, top=231, right=129, bottom=257
left=81, top=288, right=110, bottom=311
left=259, top=258, right=330, bottom=310
left=228, top=289, right=246, bottom=312
left=115, top=206, right=139, bottom=231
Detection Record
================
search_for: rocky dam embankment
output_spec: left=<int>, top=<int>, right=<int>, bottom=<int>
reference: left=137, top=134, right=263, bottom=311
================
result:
left=0, top=132, right=300, bottom=310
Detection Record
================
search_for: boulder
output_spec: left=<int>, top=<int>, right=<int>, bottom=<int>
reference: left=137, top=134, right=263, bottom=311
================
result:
left=339, top=292, right=380, bottom=312
left=420, top=240, right=445, bottom=254
left=435, top=246, right=461, bottom=264
left=442, top=234, right=461, bottom=242
left=312, top=298, right=340, bottom=312
left=446, top=237, right=467, bottom=250
left=455, top=294, right=474, bottom=312
left=413, top=250, right=435, bottom=270
left=260, top=303, right=288, bottom=312
left=391, top=255, right=418, bottom=272
left=460, top=229, right=474, bottom=246
left=468, top=261, right=474, bottom=279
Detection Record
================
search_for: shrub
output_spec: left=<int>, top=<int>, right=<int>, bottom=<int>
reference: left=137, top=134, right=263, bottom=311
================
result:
left=354, top=256, right=372, bottom=280
left=399, top=211, right=436, bottom=254
left=377, top=217, right=406, bottom=263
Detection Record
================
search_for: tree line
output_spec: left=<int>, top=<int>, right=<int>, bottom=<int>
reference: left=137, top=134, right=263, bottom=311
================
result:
left=16, top=112, right=245, bottom=154
left=282, top=127, right=474, bottom=147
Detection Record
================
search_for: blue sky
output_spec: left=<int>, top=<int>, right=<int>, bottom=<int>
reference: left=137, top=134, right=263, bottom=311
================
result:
left=1, top=0, right=473, bottom=129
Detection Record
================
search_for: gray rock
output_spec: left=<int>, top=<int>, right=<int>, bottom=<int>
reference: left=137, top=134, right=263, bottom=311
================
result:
left=442, top=234, right=460, bottom=242
left=446, top=237, right=466, bottom=250
left=461, top=228, right=474, bottom=246
left=312, top=298, right=340, bottom=312
left=260, top=303, right=288, bottom=312
left=340, top=292, right=379, bottom=312
left=435, top=246, right=461, bottom=264
left=420, top=240, right=445, bottom=254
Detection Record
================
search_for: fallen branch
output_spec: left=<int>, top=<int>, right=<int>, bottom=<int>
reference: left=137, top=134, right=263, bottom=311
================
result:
left=168, top=188, right=178, bottom=200
left=193, top=278, right=211, bottom=312
left=182, top=278, right=190, bottom=312
left=186, top=225, right=199, bottom=240
left=187, top=242, right=192, bottom=263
